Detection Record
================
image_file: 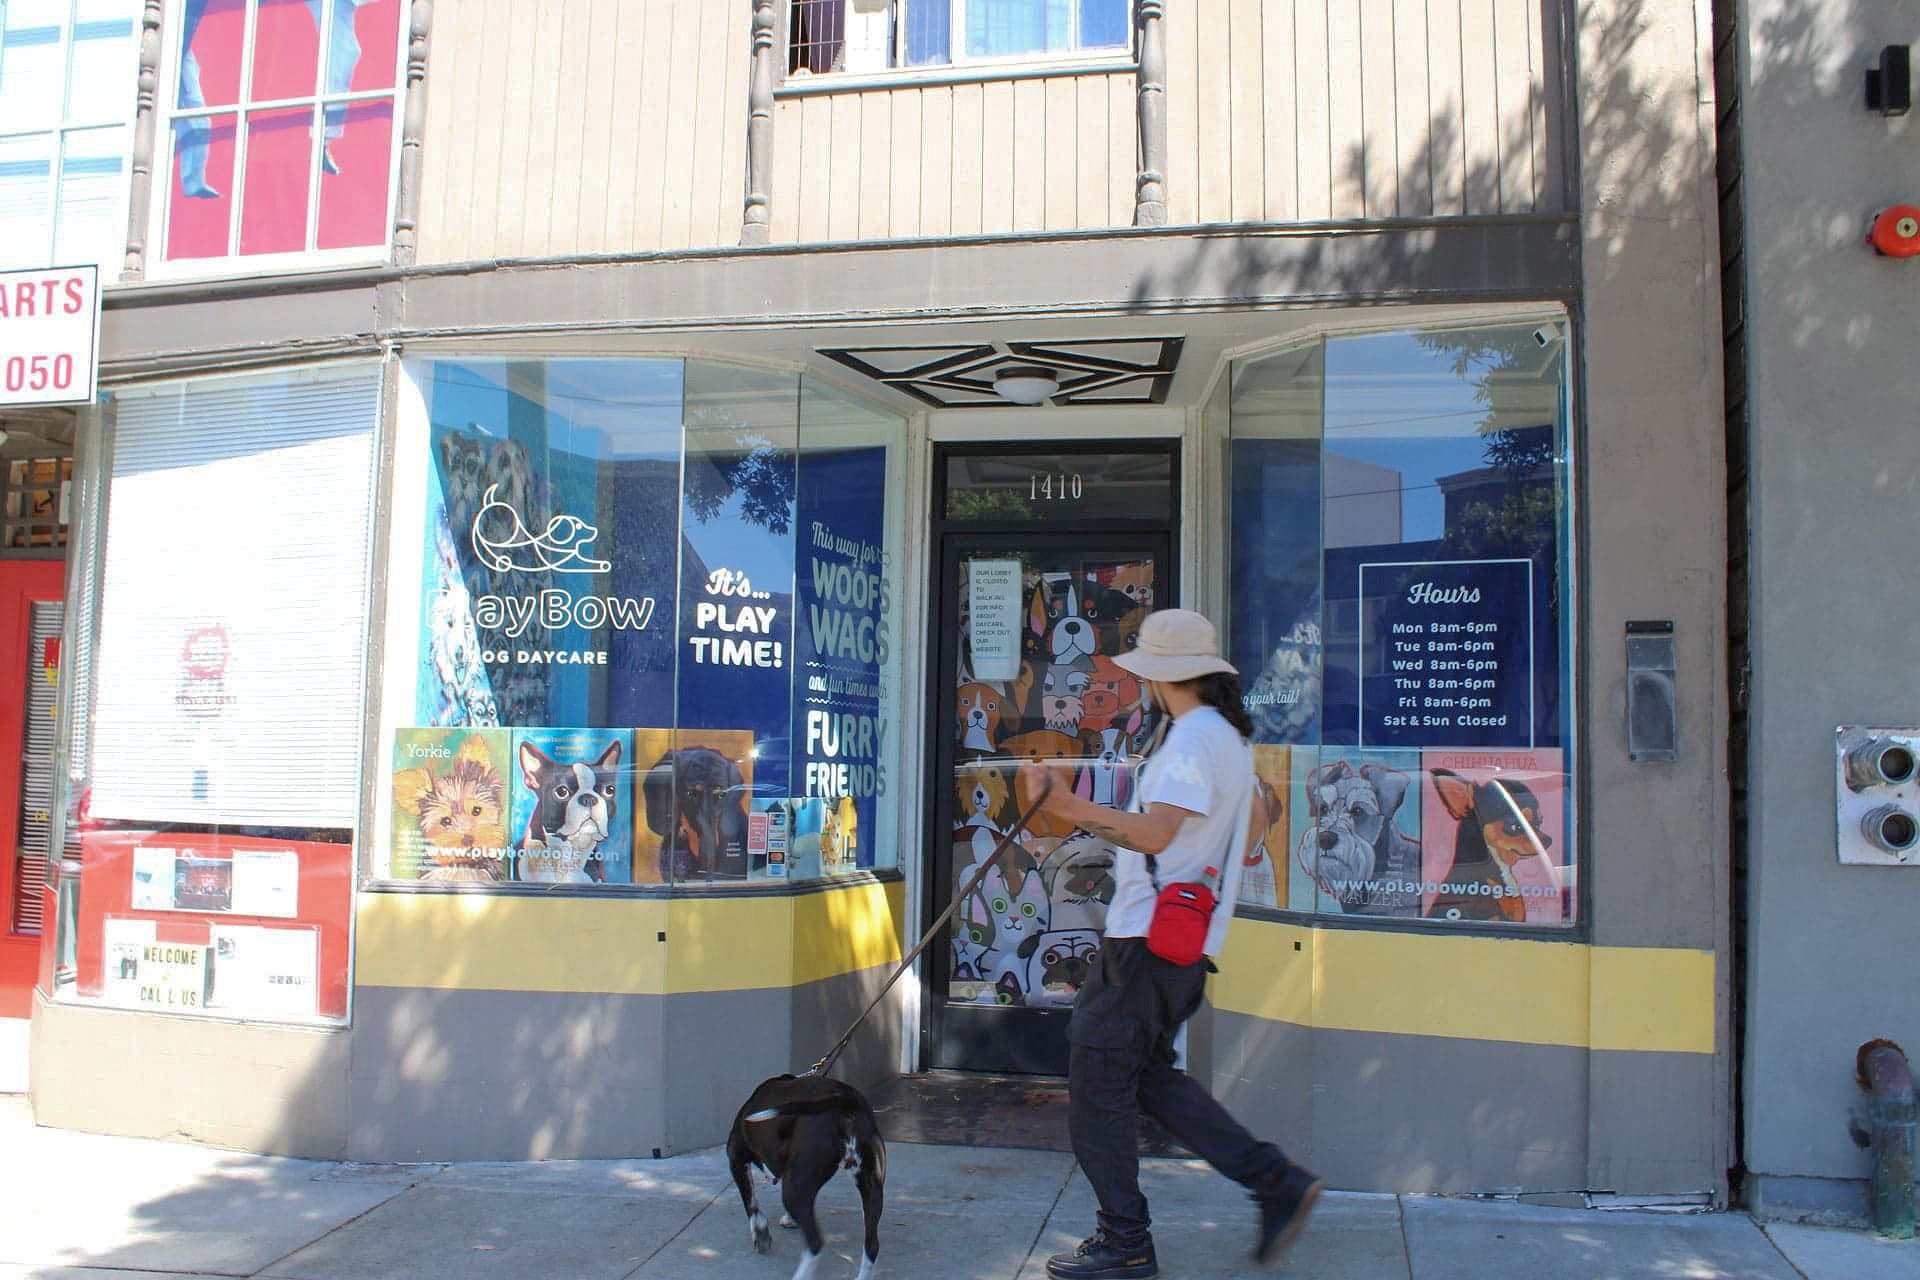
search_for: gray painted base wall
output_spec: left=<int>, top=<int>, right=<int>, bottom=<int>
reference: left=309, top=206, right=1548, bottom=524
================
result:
left=30, top=963, right=904, bottom=1162
left=1210, top=1009, right=1720, bottom=1197
left=30, top=992, right=351, bottom=1159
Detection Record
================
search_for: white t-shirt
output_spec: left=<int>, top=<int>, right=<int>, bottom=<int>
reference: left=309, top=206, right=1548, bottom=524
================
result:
left=1103, top=705, right=1255, bottom=958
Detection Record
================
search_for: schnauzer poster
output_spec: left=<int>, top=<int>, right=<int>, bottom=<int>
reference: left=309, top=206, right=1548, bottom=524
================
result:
left=509, top=729, right=634, bottom=884
left=1290, top=750, right=1425, bottom=918
left=390, top=728, right=514, bottom=883
left=631, top=728, right=755, bottom=883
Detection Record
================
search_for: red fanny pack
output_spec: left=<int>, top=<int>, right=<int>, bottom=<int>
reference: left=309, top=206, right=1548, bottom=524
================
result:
left=1145, top=858, right=1220, bottom=967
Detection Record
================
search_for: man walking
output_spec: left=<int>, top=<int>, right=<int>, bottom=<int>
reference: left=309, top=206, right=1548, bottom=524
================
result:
left=1018, top=609, right=1322, bottom=1280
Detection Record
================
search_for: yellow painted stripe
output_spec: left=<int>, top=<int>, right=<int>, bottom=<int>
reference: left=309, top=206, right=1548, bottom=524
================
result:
left=1212, top=916, right=1715, bottom=1055
left=1591, top=943, right=1717, bottom=1055
left=355, top=880, right=904, bottom=996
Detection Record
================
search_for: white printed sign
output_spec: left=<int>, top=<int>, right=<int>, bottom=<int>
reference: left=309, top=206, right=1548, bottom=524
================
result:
left=968, top=559, right=1023, bottom=682
left=231, top=849, right=299, bottom=918
left=0, top=265, right=100, bottom=406
left=210, top=925, right=318, bottom=1016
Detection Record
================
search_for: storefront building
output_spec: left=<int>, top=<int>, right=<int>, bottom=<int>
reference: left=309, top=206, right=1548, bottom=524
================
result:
left=23, top=0, right=1733, bottom=1200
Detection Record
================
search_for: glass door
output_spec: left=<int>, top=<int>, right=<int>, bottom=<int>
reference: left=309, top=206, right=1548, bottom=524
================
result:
left=925, top=444, right=1176, bottom=1074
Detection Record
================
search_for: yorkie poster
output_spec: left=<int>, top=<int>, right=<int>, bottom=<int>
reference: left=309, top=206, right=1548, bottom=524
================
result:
left=391, top=728, right=514, bottom=884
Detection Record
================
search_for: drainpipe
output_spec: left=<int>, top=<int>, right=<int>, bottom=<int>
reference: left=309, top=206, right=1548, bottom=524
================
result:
left=1857, top=1040, right=1917, bottom=1238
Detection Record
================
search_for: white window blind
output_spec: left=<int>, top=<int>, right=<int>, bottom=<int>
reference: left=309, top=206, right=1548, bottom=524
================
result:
left=90, top=365, right=379, bottom=828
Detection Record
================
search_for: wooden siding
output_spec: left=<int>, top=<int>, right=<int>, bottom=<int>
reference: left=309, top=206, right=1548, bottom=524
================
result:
left=416, top=0, right=751, bottom=264
left=414, top=0, right=1566, bottom=261
left=766, top=71, right=1137, bottom=245
left=1163, top=0, right=1567, bottom=224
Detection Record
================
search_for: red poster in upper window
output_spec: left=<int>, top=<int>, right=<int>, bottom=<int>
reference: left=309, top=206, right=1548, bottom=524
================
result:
left=166, top=0, right=402, bottom=262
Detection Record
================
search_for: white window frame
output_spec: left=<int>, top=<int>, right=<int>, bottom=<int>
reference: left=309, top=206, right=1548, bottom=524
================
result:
left=146, top=0, right=410, bottom=281
left=785, top=0, right=1136, bottom=85
left=0, top=1, right=140, bottom=271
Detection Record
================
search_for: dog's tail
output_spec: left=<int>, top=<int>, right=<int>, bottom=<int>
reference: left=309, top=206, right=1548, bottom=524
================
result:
left=743, top=1097, right=865, bottom=1123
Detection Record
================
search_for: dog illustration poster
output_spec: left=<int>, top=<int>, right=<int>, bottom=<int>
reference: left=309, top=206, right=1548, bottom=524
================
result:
left=390, top=728, right=514, bottom=883
left=787, top=795, right=860, bottom=880
left=1419, top=750, right=1569, bottom=924
left=1291, top=751, right=1424, bottom=918
left=1241, top=746, right=1297, bottom=909
left=509, top=729, right=633, bottom=884
left=632, top=728, right=755, bottom=883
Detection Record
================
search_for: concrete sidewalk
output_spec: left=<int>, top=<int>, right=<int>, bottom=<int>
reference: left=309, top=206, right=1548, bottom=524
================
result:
left=0, top=1098, right=1912, bottom=1280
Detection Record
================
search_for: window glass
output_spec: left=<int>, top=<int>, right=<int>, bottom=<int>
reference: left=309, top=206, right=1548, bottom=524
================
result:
left=801, top=0, right=1130, bottom=73
left=0, top=1, right=65, bottom=132
left=1228, top=321, right=1577, bottom=928
left=0, top=0, right=138, bottom=271
left=382, top=359, right=905, bottom=889
left=50, top=124, right=128, bottom=263
left=164, top=0, right=402, bottom=263
left=0, top=135, right=55, bottom=269
left=52, top=364, right=382, bottom=1026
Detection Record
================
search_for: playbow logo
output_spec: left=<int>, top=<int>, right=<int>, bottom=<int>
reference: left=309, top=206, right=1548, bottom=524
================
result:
left=471, top=484, right=611, bottom=574
left=466, top=488, right=654, bottom=641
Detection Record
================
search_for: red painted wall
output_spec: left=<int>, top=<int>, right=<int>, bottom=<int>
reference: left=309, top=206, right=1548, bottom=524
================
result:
left=0, top=560, right=66, bottom=1018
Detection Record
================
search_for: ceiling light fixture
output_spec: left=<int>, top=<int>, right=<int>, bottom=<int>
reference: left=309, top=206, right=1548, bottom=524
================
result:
left=992, top=365, right=1060, bottom=406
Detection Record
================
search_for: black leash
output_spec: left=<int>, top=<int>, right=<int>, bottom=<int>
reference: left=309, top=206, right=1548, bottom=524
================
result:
left=801, top=769, right=1055, bottom=1079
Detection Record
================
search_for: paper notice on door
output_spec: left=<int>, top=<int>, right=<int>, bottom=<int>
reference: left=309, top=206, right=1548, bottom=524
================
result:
left=230, top=849, right=299, bottom=918
left=967, top=559, right=1023, bottom=682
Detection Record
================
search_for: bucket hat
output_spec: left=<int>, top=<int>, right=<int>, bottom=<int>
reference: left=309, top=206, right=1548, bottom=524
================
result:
left=1111, top=609, right=1238, bottom=683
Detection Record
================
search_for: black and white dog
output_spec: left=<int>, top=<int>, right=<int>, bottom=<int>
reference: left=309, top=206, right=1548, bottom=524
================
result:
left=516, top=740, right=621, bottom=883
left=729, top=1073, right=885, bottom=1280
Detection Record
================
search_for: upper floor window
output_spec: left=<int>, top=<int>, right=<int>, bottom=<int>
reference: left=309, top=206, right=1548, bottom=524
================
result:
left=789, top=0, right=1130, bottom=77
left=158, top=0, right=405, bottom=270
left=0, top=0, right=140, bottom=271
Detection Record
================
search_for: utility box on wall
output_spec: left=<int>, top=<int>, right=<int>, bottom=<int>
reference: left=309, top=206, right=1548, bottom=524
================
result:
left=1836, top=727, right=1920, bottom=864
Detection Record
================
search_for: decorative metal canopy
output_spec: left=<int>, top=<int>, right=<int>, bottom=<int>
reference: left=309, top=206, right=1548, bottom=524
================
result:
left=819, top=337, right=1184, bottom=408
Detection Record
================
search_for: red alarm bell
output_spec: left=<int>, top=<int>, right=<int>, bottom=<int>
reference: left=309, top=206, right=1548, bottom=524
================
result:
left=1868, top=205, right=1920, bottom=258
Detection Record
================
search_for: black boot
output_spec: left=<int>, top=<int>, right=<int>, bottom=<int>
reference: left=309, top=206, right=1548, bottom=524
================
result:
left=1253, top=1163, right=1324, bottom=1264
left=1045, top=1229, right=1159, bottom=1280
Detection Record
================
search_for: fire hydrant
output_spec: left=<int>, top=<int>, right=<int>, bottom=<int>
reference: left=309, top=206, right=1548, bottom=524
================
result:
left=1857, top=1040, right=1917, bottom=1238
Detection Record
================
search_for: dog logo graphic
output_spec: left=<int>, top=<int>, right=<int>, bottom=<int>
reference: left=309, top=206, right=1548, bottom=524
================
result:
left=471, top=484, right=612, bottom=575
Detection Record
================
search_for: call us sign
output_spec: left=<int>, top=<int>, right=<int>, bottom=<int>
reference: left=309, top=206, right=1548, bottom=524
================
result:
left=0, top=265, right=100, bottom=407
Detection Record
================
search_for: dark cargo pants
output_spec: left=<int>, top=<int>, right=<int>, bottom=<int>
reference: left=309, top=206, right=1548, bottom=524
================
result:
left=1067, top=936, right=1292, bottom=1248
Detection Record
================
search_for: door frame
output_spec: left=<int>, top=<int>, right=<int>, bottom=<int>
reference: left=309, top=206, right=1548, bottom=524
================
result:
left=919, top=439, right=1181, bottom=1073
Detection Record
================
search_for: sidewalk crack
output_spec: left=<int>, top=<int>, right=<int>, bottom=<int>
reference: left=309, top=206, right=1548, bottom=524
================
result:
left=1016, top=1157, right=1079, bottom=1279
left=1397, top=1194, right=1416, bottom=1280
left=615, top=1183, right=727, bottom=1279
left=1754, top=1220, right=1815, bottom=1280
left=245, top=1172, right=437, bottom=1278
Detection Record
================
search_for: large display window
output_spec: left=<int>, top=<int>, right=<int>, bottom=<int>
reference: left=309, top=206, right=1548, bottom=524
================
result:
left=50, top=363, right=381, bottom=1023
left=373, top=358, right=905, bottom=888
left=1227, top=319, right=1578, bottom=928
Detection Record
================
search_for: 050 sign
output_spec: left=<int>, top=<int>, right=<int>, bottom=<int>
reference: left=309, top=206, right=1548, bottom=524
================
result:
left=5, top=354, right=78, bottom=395
left=0, top=265, right=99, bottom=408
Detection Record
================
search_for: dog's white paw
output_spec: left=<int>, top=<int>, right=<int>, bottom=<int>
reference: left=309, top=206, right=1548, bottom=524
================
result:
left=778, top=1211, right=798, bottom=1228
left=750, top=1212, right=773, bottom=1254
